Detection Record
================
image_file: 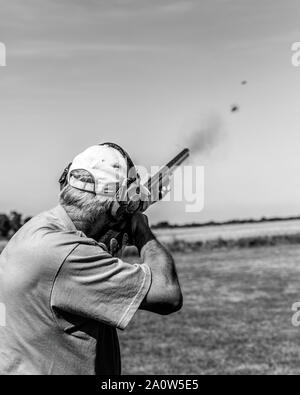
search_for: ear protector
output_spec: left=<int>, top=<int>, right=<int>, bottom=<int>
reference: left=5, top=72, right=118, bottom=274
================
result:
left=59, top=143, right=151, bottom=218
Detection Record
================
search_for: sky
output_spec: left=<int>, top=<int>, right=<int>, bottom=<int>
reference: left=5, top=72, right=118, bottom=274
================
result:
left=0, top=0, right=300, bottom=225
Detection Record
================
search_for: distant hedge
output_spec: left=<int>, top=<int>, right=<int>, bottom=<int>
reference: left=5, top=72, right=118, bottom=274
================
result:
left=165, top=233, right=300, bottom=252
left=0, top=212, right=32, bottom=239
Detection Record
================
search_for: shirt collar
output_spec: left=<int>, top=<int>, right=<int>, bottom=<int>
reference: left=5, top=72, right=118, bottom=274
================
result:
left=53, top=205, right=109, bottom=252
left=54, top=205, right=78, bottom=233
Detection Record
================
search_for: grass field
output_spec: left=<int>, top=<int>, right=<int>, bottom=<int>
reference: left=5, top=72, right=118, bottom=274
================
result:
left=119, top=245, right=300, bottom=375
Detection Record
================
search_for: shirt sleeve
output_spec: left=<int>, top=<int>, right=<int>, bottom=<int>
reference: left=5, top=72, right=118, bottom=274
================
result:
left=50, top=243, right=151, bottom=330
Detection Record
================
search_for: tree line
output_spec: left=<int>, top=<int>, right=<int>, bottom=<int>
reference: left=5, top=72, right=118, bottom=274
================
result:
left=0, top=212, right=32, bottom=239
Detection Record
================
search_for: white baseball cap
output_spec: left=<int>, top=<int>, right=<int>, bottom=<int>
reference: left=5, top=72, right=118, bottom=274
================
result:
left=68, top=144, right=133, bottom=197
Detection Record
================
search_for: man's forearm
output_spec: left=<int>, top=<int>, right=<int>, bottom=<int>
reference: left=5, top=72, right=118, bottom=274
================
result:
left=141, top=237, right=179, bottom=286
left=132, top=222, right=179, bottom=285
left=131, top=213, right=182, bottom=314
left=139, top=235, right=182, bottom=314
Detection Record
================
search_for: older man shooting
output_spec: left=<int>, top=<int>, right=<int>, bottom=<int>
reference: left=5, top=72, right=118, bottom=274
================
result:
left=0, top=142, right=187, bottom=375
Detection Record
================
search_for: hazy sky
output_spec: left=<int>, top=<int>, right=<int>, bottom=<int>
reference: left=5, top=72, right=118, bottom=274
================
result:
left=0, top=0, right=300, bottom=224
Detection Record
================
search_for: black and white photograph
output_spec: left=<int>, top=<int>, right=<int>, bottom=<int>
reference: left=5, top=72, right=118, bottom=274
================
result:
left=0, top=0, right=300, bottom=381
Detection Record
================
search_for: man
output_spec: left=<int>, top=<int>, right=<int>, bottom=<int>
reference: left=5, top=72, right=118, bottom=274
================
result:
left=0, top=143, right=182, bottom=375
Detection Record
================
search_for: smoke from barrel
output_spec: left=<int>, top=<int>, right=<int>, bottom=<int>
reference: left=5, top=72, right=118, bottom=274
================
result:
left=187, top=116, right=224, bottom=155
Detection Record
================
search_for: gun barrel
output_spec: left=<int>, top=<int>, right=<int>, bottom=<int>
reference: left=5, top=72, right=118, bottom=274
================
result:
left=165, top=148, right=190, bottom=170
left=145, top=148, right=190, bottom=193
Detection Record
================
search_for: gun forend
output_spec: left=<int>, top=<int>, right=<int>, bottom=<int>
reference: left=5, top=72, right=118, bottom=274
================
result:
left=144, top=148, right=190, bottom=204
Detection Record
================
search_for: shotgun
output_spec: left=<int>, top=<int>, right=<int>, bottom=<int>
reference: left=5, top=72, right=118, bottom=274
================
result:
left=103, top=148, right=190, bottom=253
left=145, top=148, right=190, bottom=206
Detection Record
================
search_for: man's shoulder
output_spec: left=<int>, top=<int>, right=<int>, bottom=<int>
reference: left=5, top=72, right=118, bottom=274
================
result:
left=15, top=208, right=81, bottom=245
left=4, top=207, right=105, bottom=267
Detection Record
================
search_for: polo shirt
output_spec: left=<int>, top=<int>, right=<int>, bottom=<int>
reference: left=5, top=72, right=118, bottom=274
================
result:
left=0, top=205, right=151, bottom=375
